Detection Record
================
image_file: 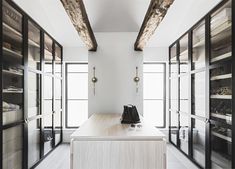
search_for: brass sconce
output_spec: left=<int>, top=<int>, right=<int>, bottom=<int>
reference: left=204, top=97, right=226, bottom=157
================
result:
left=92, top=67, right=98, bottom=95
left=134, top=67, right=140, bottom=93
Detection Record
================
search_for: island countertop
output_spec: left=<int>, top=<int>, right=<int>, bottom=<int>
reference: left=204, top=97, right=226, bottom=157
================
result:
left=71, top=113, right=165, bottom=141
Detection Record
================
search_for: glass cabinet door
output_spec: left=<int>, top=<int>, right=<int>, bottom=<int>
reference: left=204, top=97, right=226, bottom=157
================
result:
left=179, top=34, right=188, bottom=74
left=28, top=119, right=41, bottom=168
left=43, top=114, right=53, bottom=155
left=192, top=118, right=206, bottom=168
left=28, top=72, right=41, bottom=118
left=170, top=110, right=179, bottom=146
left=44, top=34, right=53, bottom=74
left=192, top=21, right=206, bottom=70
left=55, top=44, right=62, bottom=78
left=211, top=121, right=231, bottom=169
left=28, top=21, right=41, bottom=70
left=3, top=125, right=23, bottom=169
left=2, top=0, right=24, bottom=126
left=192, top=72, right=206, bottom=118
left=210, top=0, right=231, bottom=64
left=180, top=76, right=189, bottom=113
left=170, top=44, right=178, bottom=78
left=179, top=113, right=189, bottom=155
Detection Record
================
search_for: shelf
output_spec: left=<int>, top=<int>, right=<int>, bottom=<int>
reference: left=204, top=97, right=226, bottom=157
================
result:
left=210, top=73, right=232, bottom=81
left=212, top=131, right=231, bottom=142
left=3, top=47, right=22, bottom=59
left=3, top=90, right=23, bottom=94
left=211, top=52, right=231, bottom=63
left=2, top=69, right=23, bottom=76
left=193, top=39, right=205, bottom=48
left=3, top=22, right=22, bottom=37
left=211, top=21, right=231, bottom=38
left=211, top=113, right=232, bottom=122
left=28, top=39, right=40, bottom=48
left=210, top=95, right=232, bottom=99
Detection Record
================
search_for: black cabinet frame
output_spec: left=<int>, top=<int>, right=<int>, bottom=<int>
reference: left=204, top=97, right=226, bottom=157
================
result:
left=169, top=0, right=234, bottom=168
left=0, top=0, right=63, bottom=169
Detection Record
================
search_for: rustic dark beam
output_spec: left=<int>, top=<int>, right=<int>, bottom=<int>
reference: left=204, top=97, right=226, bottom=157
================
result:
left=61, top=0, right=97, bottom=51
left=134, top=0, right=174, bottom=51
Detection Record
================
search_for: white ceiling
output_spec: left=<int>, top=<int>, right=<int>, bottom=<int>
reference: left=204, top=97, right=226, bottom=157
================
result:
left=13, top=0, right=223, bottom=48
left=83, top=0, right=150, bottom=32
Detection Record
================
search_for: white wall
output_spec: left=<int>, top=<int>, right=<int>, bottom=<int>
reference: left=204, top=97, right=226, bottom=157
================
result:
left=88, top=32, right=143, bottom=116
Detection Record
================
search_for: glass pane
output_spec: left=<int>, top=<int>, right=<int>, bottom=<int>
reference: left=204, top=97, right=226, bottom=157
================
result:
left=179, top=34, right=188, bottom=74
left=210, top=1, right=231, bottom=64
left=54, top=113, right=62, bottom=146
left=180, top=76, right=188, bottom=113
left=144, top=100, right=164, bottom=127
left=67, top=64, right=88, bottom=73
left=28, top=21, right=41, bottom=70
left=67, top=100, right=88, bottom=127
left=192, top=72, right=206, bottom=117
left=55, top=78, right=62, bottom=113
left=170, top=44, right=178, bottom=78
left=179, top=114, right=189, bottom=155
left=28, top=72, right=41, bottom=117
left=55, top=44, right=62, bottom=77
left=44, top=114, right=53, bottom=155
left=211, top=122, right=231, bottom=169
left=2, top=0, right=23, bottom=67
left=44, top=76, right=52, bottom=99
left=192, top=21, right=206, bottom=70
left=192, top=118, right=206, bottom=168
left=3, top=125, right=23, bottom=169
left=170, top=111, right=178, bottom=145
left=170, top=78, right=178, bottom=110
left=28, top=119, right=41, bottom=167
left=67, top=73, right=88, bottom=99
left=144, top=73, right=164, bottom=99
left=44, top=34, right=53, bottom=74
left=2, top=70, right=23, bottom=125
left=143, top=64, right=164, bottom=73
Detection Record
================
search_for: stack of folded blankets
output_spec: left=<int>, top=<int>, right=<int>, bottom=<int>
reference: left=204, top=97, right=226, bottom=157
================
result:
left=3, top=101, right=20, bottom=112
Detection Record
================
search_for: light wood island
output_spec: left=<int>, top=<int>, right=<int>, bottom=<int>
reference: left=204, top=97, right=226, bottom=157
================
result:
left=70, top=113, right=166, bottom=169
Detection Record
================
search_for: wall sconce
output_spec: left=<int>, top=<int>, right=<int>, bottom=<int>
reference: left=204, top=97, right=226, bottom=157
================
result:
left=134, top=66, right=140, bottom=93
left=91, top=67, right=98, bottom=95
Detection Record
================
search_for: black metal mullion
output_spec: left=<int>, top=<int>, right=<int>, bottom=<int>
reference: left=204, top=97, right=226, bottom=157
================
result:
left=232, top=0, right=235, bottom=167
left=188, top=30, right=193, bottom=158
left=40, top=31, right=45, bottom=158
left=177, top=41, right=180, bottom=147
left=205, top=14, right=211, bottom=169
left=23, top=13, right=29, bottom=169
left=0, top=0, right=3, bottom=167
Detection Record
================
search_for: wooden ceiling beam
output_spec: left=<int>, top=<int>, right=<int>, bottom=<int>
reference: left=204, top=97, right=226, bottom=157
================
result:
left=134, top=0, right=174, bottom=51
left=61, top=0, right=98, bottom=51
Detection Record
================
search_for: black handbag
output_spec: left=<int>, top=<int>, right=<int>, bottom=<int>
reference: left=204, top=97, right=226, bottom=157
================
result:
left=121, top=105, right=140, bottom=124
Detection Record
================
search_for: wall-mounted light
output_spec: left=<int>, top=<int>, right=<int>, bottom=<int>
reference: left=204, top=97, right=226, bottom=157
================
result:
left=91, top=67, right=98, bottom=95
left=134, top=66, right=140, bottom=93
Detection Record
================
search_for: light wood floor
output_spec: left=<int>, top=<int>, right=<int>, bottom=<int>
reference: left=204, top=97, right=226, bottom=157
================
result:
left=35, top=143, right=198, bottom=169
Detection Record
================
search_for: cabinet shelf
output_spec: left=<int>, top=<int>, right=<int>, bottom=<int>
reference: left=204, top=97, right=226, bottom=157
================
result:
left=210, top=95, right=232, bottom=99
left=3, top=22, right=22, bottom=37
left=212, top=131, right=231, bottom=142
left=28, top=39, right=40, bottom=48
left=3, top=90, right=23, bottom=94
left=211, top=52, right=231, bottom=63
left=3, top=47, right=22, bottom=59
left=210, top=73, right=232, bottom=81
left=211, top=113, right=232, bottom=122
left=2, top=69, right=23, bottom=76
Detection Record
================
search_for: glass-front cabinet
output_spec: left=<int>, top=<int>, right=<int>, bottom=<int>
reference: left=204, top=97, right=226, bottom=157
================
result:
left=209, top=1, right=232, bottom=169
left=169, top=0, right=234, bottom=168
left=1, top=1, right=63, bottom=168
